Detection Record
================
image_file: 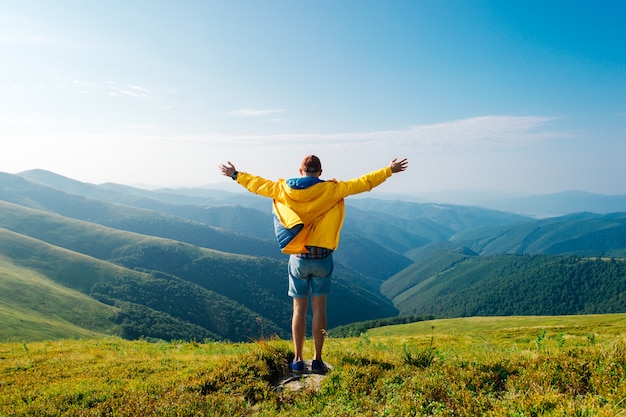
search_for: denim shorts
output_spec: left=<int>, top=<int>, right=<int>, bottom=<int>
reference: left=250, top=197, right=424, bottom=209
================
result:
left=287, top=253, right=334, bottom=298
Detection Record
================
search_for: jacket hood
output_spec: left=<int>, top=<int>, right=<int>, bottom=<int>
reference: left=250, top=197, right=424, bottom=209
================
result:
left=286, top=177, right=324, bottom=190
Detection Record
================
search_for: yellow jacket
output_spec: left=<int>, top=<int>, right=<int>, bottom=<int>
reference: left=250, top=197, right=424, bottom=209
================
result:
left=236, top=166, right=393, bottom=254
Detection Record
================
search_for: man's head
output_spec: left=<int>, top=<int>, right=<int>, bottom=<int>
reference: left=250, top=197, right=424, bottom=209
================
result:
left=300, top=155, right=322, bottom=177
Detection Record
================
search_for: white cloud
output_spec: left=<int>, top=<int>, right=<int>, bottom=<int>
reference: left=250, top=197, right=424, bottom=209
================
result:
left=106, top=83, right=152, bottom=99
left=229, top=108, right=287, bottom=117
left=67, top=79, right=156, bottom=101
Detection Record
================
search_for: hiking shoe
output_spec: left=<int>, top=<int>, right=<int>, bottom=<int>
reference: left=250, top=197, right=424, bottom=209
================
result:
left=290, top=360, right=305, bottom=373
left=311, top=360, right=329, bottom=374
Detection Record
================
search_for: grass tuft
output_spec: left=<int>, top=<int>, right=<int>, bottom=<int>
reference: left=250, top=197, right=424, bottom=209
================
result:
left=402, top=325, right=436, bottom=368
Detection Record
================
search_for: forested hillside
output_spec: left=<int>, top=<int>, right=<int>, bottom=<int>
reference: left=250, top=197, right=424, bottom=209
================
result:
left=383, top=251, right=626, bottom=317
left=0, top=226, right=272, bottom=341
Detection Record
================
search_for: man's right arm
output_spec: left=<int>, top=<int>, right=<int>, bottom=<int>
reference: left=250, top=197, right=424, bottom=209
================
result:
left=218, top=161, right=280, bottom=198
left=236, top=172, right=281, bottom=198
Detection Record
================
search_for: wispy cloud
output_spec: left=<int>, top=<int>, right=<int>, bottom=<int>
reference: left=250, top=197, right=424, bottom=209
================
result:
left=4, top=115, right=565, bottom=152
left=105, top=82, right=152, bottom=99
left=229, top=108, right=287, bottom=117
left=0, top=14, right=82, bottom=48
left=197, top=115, right=567, bottom=149
left=66, top=79, right=201, bottom=111
left=121, top=124, right=159, bottom=130
left=401, top=115, right=566, bottom=147
left=69, top=79, right=155, bottom=101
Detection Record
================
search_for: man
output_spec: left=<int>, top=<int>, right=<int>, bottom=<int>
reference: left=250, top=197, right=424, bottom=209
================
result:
left=219, top=155, right=408, bottom=373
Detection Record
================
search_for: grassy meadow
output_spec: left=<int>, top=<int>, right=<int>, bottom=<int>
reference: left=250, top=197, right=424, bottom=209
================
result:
left=3, top=314, right=626, bottom=416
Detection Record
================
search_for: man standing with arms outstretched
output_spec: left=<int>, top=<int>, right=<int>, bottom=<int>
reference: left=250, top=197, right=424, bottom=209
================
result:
left=219, top=155, right=408, bottom=373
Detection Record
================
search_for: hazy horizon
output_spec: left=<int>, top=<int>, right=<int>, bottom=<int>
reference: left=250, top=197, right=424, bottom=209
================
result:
left=13, top=167, right=626, bottom=201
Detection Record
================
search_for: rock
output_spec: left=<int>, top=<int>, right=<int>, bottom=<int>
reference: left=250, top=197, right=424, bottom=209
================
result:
left=274, top=360, right=333, bottom=392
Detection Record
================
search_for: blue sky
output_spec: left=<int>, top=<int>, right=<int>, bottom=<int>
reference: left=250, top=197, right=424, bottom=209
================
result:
left=1, top=1, right=624, bottom=197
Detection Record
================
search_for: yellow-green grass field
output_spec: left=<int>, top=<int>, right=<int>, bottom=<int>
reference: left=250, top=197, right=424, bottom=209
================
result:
left=3, top=314, right=626, bottom=416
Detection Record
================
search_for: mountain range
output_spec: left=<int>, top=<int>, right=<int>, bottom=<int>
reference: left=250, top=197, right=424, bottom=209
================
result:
left=1, top=169, right=625, bottom=342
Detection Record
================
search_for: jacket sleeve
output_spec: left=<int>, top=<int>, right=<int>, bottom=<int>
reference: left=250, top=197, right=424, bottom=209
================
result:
left=236, top=172, right=282, bottom=198
left=334, top=166, right=393, bottom=197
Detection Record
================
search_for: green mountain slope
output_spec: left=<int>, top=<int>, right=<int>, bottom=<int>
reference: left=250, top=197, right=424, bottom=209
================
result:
left=17, top=168, right=267, bottom=209
left=0, top=200, right=397, bottom=341
left=0, top=256, right=120, bottom=340
left=348, top=198, right=528, bottom=234
left=381, top=250, right=469, bottom=301
left=386, top=252, right=626, bottom=317
left=3, top=171, right=413, bottom=281
left=0, top=227, right=279, bottom=341
left=452, top=212, right=626, bottom=257
left=472, top=190, right=626, bottom=217
left=0, top=172, right=280, bottom=259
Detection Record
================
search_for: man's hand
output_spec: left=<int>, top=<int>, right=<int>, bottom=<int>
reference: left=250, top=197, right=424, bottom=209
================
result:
left=219, top=161, right=237, bottom=177
left=390, top=158, right=408, bottom=174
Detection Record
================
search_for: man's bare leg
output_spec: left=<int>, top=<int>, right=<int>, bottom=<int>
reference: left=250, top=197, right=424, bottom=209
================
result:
left=292, top=297, right=308, bottom=362
left=312, top=295, right=327, bottom=361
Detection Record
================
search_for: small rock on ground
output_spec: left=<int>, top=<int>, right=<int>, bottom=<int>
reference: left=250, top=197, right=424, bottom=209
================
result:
left=275, top=360, right=333, bottom=392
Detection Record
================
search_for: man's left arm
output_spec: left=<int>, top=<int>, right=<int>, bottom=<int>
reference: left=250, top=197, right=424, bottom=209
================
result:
left=337, top=157, right=408, bottom=197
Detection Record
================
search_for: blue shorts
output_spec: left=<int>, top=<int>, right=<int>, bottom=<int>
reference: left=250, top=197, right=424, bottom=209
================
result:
left=287, top=253, right=334, bottom=298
